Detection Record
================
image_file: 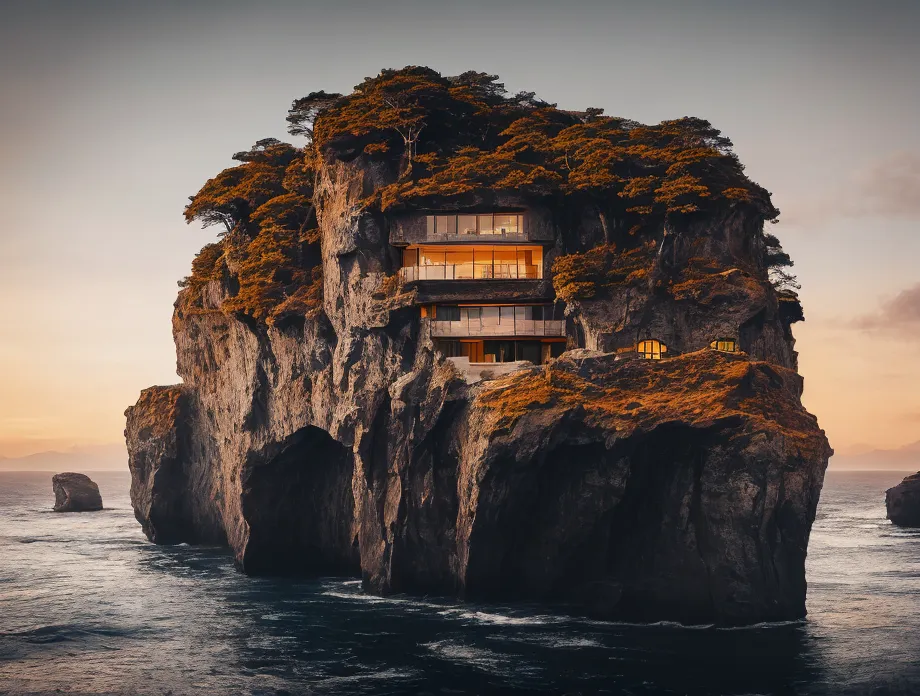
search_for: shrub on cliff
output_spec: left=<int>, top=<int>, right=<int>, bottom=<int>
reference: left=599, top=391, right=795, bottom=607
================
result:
left=182, top=139, right=323, bottom=322
left=552, top=242, right=656, bottom=302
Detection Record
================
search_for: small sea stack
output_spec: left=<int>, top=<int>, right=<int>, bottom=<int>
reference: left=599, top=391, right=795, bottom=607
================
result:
left=886, top=472, right=920, bottom=527
left=52, top=472, right=103, bottom=512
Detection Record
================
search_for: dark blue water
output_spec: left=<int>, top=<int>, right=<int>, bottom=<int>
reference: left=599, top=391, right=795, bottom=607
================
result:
left=1, top=470, right=918, bottom=695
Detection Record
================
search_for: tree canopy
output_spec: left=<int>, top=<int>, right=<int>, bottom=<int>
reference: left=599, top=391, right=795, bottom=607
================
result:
left=181, top=66, right=787, bottom=322
left=303, top=67, right=778, bottom=238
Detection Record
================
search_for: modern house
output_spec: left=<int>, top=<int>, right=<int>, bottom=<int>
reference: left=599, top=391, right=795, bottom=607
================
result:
left=391, top=210, right=564, bottom=366
left=391, top=210, right=743, bottom=370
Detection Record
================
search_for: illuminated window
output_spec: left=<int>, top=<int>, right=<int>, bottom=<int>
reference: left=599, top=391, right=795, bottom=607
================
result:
left=637, top=339, right=667, bottom=360
left=709, top=339, right=737, bottom=353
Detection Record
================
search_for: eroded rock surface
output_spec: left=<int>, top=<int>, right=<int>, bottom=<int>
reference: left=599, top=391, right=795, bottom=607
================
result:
left=125, top=70, right=831, bottom=626
left=886, top=473, right=920, bottom=527
left=52, top=473, right=103, bottom=512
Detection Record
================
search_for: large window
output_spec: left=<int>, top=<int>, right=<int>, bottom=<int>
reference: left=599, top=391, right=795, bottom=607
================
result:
left=401, top=245, right=543, bottom=281
left=426, top=213, right=523, bottom=239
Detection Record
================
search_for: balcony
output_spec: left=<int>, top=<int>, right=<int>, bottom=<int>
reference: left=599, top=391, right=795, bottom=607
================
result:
left=430, top=318, right=565, bottom=338
left=427, top=305, right=565, bottom=338
left=400, top=263, right=541, bottom=282
left=389, top=210, right=556, bottom=246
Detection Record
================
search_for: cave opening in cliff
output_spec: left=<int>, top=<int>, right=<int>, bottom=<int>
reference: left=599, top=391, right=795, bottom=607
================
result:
left=240, top=425, right=359, bottom=577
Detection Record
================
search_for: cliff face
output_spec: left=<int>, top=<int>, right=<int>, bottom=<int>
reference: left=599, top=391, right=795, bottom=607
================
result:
left=126, top=70, right=832, bottom=625
left=125, top=157, right=830, bottom=626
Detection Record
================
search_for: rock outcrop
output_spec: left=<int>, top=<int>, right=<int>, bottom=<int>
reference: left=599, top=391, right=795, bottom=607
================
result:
left=125, top=68, right=832, bottom=626
left=52, top=473, right=103, bottom=512
left=886, top=473, right=920, bottom=527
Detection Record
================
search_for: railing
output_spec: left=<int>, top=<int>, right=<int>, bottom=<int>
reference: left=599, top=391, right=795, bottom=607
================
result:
left=430, top=318, right=565, bottom=338
left=426, top=230, right=528, bottom=243
left=400, top=264, right=542, bottom=282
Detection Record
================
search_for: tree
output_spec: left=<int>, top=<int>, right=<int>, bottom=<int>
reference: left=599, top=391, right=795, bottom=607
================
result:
left=763, top=233, right=800, bottom=292
left=184, top=139, right=294, bottom=234
left=286, top=91, right=343, bottom=140
left=232, top=138, right=298, bottom=166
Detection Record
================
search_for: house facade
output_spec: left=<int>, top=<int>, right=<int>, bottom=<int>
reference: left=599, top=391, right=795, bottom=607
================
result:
left=391, top=209, right=566, bottom=366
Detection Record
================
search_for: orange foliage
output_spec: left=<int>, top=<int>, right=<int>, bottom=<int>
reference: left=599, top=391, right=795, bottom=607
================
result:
left=551, top=242, right=657, bottom=302
left=474, top=350, right=825, bottom=460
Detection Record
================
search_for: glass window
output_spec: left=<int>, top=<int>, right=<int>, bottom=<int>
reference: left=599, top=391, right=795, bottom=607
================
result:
left=517, top=247, right=542, bottom=279
left=478, top=214, right=494, bottom=236
left=493, top=248, right=517, bottom=278
left=493, top=214, right=519, bottom=235
left=474, top=247, right=493, bottom=278
left=402, top=248, right=419, bottom=267
left=435, top=215, right=456, bottom=236
left=436, top=340, right=463, bottom=358
left=419, top=247, right=446, bottom=266
left=710, top=339, right=737, bottom=352
left=530, top=305, right=545, bottom=320
left=462, top=307, right=482, bottom=323
left=519, top=342, right=541, bottom=364
left=637, top=339, right=667, bottom=360
left=457, top=215, right=477, bottom=236
left=445, top=248, right=473, bottom=279
left=426, top=216, right=436, bottom=238
left=437, top=305, right=460, bottom=322
left=481, top=307, right=501, bottom=327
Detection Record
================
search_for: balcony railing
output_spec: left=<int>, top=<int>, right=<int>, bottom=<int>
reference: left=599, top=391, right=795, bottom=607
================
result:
left=430, top=318, right=565, bottom=338
left=426, top=230, right=528, bottom=243
left=400, top=264, right=542, bottom=282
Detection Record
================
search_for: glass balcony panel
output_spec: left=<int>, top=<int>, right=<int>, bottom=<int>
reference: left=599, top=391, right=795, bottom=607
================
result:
left=435, top=215, right=456, bottom=235
left=493, top=214, right=518, bottom=235
left=457, top=215, right=477, bottom=236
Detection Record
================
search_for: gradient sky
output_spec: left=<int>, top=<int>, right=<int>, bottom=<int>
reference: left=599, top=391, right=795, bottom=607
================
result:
left=1, top=0, right=918, bottom=458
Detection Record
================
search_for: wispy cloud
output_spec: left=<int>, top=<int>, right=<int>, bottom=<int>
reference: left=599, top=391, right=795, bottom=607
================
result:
left=782, top=151, right=920, bottom=225
left=851, top=281, right=920, bottom=336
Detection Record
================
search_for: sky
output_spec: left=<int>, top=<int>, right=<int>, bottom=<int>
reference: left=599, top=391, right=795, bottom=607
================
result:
left=0, top=0, right=918, bottom=459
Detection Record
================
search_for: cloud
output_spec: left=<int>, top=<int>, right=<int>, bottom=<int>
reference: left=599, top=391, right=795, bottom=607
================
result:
left=846, top=152, right=920, bottom=218
left=851, top=281, right=920, bottom=336
left=782, top=151, right=920, bottom=225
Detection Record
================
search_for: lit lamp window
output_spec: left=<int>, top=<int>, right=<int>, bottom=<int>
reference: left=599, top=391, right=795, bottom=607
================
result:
left=637, top=339, right=667, bottom=360
left=710, top=339, right=737, bottom=353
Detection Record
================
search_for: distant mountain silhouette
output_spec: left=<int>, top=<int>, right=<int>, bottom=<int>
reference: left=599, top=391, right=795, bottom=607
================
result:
left=830, top=440, right=920, bottom=471
left=0, top=443, right=126, bottom=471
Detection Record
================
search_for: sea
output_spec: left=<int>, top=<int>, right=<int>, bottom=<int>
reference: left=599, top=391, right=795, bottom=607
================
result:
left=1, top=470, right=918, bottom=696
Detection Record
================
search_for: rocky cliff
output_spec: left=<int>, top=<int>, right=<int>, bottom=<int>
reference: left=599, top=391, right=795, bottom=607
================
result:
left=886, top=473, right=920, bottom=527
left=125, top=67, right=831, bottom=626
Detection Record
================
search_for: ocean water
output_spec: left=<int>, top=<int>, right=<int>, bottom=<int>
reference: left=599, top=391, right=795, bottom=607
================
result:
left=1, top=470, right=918, bottom=695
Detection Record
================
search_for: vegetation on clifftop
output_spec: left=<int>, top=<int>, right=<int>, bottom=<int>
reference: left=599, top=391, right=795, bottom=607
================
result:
left=180, top=139, right=323, bottom=323
left=181, top=66, right=796, bottom=322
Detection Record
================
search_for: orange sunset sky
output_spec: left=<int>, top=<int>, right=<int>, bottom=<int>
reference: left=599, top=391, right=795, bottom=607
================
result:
left=1, top=0, right=918, bottom=460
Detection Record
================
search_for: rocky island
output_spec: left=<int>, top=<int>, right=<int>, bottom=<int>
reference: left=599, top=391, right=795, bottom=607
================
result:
left=125, top=67, right=831, bottom=626
left=886, top=473, right=920, bottom=527
left=52, top=472, right=103, bottom=512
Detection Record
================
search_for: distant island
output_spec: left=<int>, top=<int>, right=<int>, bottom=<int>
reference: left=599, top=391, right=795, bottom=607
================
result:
left=830, top=441, right=920, bottom=471
left=124, top=67, right=831, bottom=627
left=0, top=443, right=126, bottom=472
